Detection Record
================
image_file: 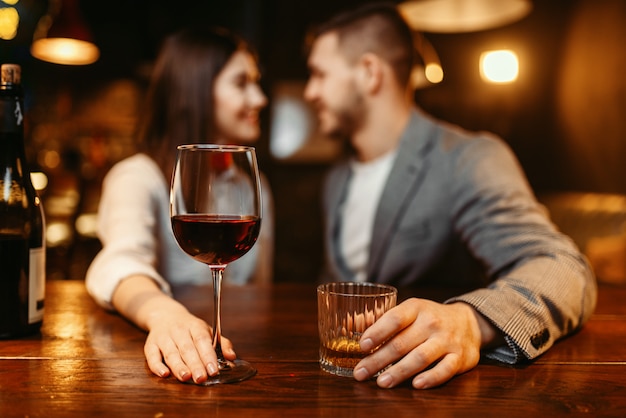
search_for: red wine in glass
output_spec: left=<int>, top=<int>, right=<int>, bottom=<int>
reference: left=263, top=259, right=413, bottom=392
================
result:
left=172, top=214, right=260, bottom=265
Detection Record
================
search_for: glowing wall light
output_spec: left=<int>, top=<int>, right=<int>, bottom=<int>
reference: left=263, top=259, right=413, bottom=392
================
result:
left=480, top=50, right=519, bottom=83
left=0, top=4, right=19, bottom=40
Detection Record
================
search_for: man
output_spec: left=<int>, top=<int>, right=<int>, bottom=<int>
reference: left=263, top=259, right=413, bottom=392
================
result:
left=304, top=3, right=596, bottom=389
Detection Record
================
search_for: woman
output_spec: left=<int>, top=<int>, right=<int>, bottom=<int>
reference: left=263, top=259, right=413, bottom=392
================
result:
left=86, top=27, right=274, bottom=384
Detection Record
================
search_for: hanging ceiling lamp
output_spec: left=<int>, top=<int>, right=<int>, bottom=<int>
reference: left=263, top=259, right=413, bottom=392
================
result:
left=31, top=0, right=100, bottom=65
left=398, top=0, right=532, bottom=33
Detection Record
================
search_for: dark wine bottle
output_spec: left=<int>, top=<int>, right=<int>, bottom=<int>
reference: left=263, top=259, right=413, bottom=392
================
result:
left=0, top=63, right=46, bottom=338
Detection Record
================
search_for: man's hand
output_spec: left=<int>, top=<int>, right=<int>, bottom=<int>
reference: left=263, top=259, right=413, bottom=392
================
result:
left=353, top=298, right=498, bottom=389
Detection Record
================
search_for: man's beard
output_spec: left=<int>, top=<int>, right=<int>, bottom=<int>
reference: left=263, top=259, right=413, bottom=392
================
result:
left=323, top=92, right=364, bottom=144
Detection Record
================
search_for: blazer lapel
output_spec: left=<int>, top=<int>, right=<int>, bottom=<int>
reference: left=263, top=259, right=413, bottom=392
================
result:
left=367, top=109, right=436, bottom=282
left=326, top=162, right=353, bottom=280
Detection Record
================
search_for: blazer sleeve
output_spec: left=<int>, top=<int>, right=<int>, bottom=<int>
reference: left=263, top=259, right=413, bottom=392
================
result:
left=444, top=134, right=597, bottom=363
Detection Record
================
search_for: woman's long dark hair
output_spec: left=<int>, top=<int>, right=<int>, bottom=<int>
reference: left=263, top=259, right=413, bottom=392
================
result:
left=137, top=27, right=250, bottom=177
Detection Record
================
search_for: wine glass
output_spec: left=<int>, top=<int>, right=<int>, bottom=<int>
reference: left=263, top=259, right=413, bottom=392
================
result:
left=170, top=144, right=261, bottom=385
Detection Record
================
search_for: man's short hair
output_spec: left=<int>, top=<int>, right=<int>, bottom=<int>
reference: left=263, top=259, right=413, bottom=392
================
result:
left=310, top=2, right=416, bottom=87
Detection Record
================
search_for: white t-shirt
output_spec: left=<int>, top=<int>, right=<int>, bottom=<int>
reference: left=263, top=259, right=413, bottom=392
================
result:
left=340, top=150, right=397, bottom=282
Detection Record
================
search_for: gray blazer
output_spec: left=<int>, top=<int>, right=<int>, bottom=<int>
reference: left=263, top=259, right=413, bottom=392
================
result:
left=321, top=107, right=597, bottom=364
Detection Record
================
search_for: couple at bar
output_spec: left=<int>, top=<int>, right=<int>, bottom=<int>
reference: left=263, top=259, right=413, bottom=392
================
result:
left=85, top=3, right=597, bottom=389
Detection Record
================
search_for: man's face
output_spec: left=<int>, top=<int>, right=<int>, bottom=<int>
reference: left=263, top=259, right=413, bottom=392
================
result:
left=304, top=32, right=364, bottom=139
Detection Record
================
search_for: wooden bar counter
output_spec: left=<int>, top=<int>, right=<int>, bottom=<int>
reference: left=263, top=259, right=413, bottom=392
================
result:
left=1, top=279, right=625, bottom=417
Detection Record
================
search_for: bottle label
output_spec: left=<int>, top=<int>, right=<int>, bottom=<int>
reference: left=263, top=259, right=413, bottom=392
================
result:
left=29, top=246, right=45, bottom=323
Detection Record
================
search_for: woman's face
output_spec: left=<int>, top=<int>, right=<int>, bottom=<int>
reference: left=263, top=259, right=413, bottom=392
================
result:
left=213, top=50, right=267, bottom=144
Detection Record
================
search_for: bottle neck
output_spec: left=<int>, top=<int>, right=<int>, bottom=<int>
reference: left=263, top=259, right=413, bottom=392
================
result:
left=0, top=87, right=27, bottom=160
left=0, top=92, right=30, bottom=196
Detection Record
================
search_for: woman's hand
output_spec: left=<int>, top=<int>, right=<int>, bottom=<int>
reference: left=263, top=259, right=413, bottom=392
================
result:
left=112, top=275, right=236, bottom=384
left=143, top=305, right=235, bottom=383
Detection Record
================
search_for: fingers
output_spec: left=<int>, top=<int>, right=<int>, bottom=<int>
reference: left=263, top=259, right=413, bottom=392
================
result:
left=354, top=319, right=432, bottom=387
left=411, top=354, right=461, bottom=389
left=144, top=339, right=171, bottom=378
left=145, top=333, right=193, bottom=381
left=359, top=302, right=414, bottom=351
left=145, top=319, right=238, bottom=384
left=220, top=336, right=237, bottom=360
left=190, top=325, right=218, bottom=379
left=373, top=338, right=451, bottom=389
left=360, top=338, right=468, bottom=390
left=355, top=299, right=425, bottom=371
left=353, top=299, right=483, bottom=389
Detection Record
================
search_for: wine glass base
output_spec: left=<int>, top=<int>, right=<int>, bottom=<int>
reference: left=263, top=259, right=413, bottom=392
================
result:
left=195, top=359, right=257, bottom=386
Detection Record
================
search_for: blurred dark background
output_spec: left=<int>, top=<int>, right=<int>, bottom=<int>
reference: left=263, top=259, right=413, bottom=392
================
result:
left=1, top=0, right=625, bottom=283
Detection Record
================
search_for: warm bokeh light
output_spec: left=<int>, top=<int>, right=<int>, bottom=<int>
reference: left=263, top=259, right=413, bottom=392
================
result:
left=398, top=0, right=532, bottom=33
left=0, top=6, right=19, bottom=40
left=2, top=0, right=20, bottom=5
left=411, top=64, right=443, bottom=89
left=480, top=50, right=519, bottom=83
left=30, top=172, right=49, bottom=191
left=46, top=221, right=73, bottom=247
left=31, top=38, right=100, bottom=65
left=425, top=63, right=444, bottom=84
left=46, top=191, right=80, bottom=217
left=75, top=213, right=98, bottom=238
left=42, top=149, right=61, bottom=169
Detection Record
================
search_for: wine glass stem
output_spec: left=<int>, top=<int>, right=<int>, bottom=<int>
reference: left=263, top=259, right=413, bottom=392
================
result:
left=211, top=266, right=227, bottom=367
